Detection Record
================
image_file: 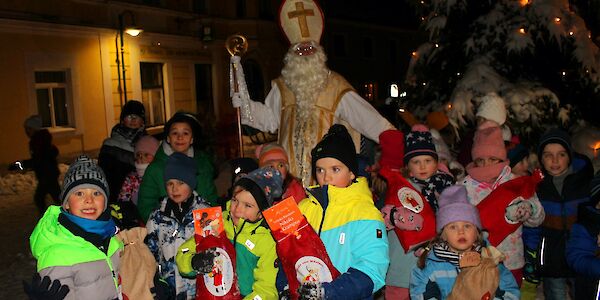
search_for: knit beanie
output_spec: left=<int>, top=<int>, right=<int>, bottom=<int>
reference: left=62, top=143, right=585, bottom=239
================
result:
left=311, top=124, right=358, bottom=176
left=426, top=111, right=449, bottom=131
left=135, top=135, right=160, bottom=155
left=24, top=115, right=43, bottom=130
left=404, top=124, right=438, bottom=165
left=234, top=167, right=283, bottom=211
left=378, top=129, right=404, bottom=170
left=537, top=128, right=573, bottom=164
left=476, top=93, right=506, bottom=126
left=508, top=144, right=529, bottom=168
left=164, top=152, right=198, bottom=190
left=436, top=185, right=482, bottom=232
left=256, top=143, right=289, bottom=166
left=471, top=121, right=507, bottom=161
left=61, top=155, right=109, bottom=208
left=120, top=100, right=146, bottom=123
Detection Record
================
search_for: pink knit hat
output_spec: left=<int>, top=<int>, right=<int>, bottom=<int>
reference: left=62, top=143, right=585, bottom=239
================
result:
left=135, top=135, right=160, bottom=155
left=471, top=121, right=507, bottom=161
left=256, top=143, right=289, bottom=166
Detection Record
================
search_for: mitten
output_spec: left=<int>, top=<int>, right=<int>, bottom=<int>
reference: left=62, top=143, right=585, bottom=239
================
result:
left=380, top=204, right=396, bottom=230
left=191, top=248, right=217, bottom=274
left=23, top=273, right=69, bottom=300
left=382, top=205, right=424, bottom=231
left=298, top=282, right=325, bottom=300
left=505, top=198, right=534, bottom=223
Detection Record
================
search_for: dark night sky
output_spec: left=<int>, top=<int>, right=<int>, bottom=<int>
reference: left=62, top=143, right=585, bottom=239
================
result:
left=320, top=0, right=420, bottom=28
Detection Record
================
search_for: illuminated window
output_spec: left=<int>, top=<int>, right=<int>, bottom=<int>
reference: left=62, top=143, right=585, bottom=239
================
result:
left=34, top=70, right=73, bottom=128
left=140, top=62, right=167, bottom=127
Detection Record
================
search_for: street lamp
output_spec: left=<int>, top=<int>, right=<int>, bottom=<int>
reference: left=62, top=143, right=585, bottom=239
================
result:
left=116, top=10, right=143, bottom=105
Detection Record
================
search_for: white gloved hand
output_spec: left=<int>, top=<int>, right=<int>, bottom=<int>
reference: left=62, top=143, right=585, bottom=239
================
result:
left=232, top=92, right=243, bottom=108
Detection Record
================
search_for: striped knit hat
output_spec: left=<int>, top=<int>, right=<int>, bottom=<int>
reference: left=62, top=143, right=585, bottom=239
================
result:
left=404, top=124, right=438, bottom=165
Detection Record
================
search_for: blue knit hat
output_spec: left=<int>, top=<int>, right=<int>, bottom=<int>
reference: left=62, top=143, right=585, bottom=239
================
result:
left=234, top=166, right=283, bottom=211
left=436, top=185, right=481, bottom=233
left=508, top=144, right=529, bottom=168
left=404, top=124, right=438, bottom=165
left=164, top=152, right=198, bottom=189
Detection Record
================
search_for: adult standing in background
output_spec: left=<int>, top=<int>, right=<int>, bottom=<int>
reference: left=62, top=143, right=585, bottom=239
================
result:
left=230, top=0, right=394, bottom=185
left=98, top=100, right=146, bottom=203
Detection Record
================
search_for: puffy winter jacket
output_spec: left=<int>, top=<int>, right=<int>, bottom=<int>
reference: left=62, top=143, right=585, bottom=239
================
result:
left=30, top=206, right=123, bottom=300
left=176, top=201, right=278, bottom=300
left=138, top=142, right=217, bottom=221
left=524, top=154, right=594, bottom=277
left=410, top=245, right=520, bottom=300
left=567, top=203, right=600, bottom=299
left=145, top=192, right=210, bottom=299
left=299, top=177, right=389, bottom=298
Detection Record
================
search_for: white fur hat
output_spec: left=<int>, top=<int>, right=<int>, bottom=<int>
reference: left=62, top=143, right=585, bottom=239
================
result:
left=501, top=125, right=512, bottom=142
left=476, top=93, right=507, bottom=126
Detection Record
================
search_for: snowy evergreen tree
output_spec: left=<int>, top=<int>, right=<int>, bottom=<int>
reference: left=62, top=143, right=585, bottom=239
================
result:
left=401, top=0, right=600, bottom=140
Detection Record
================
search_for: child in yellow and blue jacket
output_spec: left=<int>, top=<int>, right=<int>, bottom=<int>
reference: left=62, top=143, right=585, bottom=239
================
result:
left=176, top=166, right=284, bottom=300
left=296, top=124, right=389, bottom=299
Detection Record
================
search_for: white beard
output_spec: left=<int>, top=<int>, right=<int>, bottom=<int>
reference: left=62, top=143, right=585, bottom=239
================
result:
left=280, top=43, right=329, bottom=183
left=135, top=162, right=149, bottom=177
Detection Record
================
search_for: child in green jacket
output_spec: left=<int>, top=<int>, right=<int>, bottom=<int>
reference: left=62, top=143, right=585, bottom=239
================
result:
left=176, top=166, right=283, bottom=300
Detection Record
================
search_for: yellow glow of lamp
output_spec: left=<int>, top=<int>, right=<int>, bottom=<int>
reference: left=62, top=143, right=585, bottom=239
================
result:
left=125, top=27, right=143, bottom=37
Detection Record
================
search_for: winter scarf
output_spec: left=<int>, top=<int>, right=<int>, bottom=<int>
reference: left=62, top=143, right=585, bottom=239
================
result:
left=433, top=241, right=483, bottom=267
left=466, top=162, right=508, bottom=184
left=411, top=172, right=455, bottom=212
left=165, top=196, right=194, bottom=224
left=60, top=209, right=117, bottom=239
left=113, top=124, right=145, bottom=147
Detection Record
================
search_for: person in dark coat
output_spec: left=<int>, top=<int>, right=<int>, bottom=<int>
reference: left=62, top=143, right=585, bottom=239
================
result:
left=98, top=100, right=146, bottom=203
left=23, top=115, right=61, bottom=215
left=567, top=172, right=600, bottom=300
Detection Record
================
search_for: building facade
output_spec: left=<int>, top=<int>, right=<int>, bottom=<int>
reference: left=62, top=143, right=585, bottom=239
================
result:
left=0, top=0, right=421, bottom=165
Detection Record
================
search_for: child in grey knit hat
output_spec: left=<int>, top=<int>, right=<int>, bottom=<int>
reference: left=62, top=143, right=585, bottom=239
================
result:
left=28, top=155, right=122, bottom=300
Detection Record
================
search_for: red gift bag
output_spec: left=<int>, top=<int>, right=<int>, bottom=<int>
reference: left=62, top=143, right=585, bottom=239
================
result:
left=477, top=170, right=543, bottom=246
left=379, top=166, right=437, bottom=253
left=193, top=208, right=241, bottom=300
left=264, top=198, right=340, bottom=300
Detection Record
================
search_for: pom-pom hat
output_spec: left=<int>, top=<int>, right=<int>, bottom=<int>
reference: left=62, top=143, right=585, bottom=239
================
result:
left=436, top=185, right=482, bottom=232
left=234, top=167, right=284, bottom=211
left=476, top=92, right=507, bottom=126
left=404, top=124, right=438, bottom=165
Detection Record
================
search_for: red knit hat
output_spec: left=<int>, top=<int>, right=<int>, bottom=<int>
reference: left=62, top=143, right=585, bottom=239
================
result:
left=471, top=121, right=507, bottom=161
left=378, top=129, right=404, bottom=170
left=256, top=143, right=289, bottom=167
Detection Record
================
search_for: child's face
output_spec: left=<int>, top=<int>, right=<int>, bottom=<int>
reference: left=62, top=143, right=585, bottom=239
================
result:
left=473, top=156, right=503, bottom=168
left=166, top=179, right=193, bottom=204
left=408, top=155, right=438, bottom=180
left=315, top=157, right=356, bottom=187
left=230, top=187, right=261, bottom=226
left=263, top=160, right=288, bottom=180
left=442, top=221, right=478, bottom=253
left=65, top=188, right=106, bottom=220
left=135, top=151, right=155, bottom=164
left=167, top=122, right=193, bottom=153
left=541, top=143, right=570, bottom=176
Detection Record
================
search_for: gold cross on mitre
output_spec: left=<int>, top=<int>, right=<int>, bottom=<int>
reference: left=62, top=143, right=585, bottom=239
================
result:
left=279, top=0, right=324, bottom=45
